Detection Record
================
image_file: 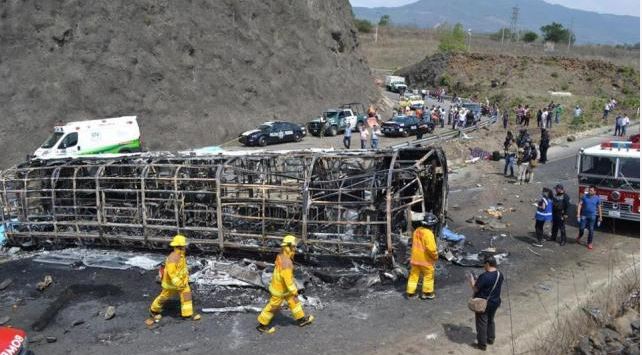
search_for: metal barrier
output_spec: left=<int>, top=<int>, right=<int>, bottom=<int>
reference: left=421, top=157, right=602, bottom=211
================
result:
left=390, top=116, right=496, bottom=150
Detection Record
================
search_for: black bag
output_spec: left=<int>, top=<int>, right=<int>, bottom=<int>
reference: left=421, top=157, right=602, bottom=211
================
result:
left=492, top=151, right=501, bottom=161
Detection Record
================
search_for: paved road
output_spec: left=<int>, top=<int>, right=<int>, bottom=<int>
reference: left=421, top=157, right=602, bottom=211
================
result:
left=10, top=126, right=636, bottom=355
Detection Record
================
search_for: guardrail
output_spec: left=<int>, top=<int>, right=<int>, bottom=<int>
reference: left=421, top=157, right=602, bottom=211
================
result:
left=390, top=116, right=496, bottom=150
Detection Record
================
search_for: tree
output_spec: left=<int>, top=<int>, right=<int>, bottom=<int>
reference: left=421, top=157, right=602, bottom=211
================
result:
left=354, top=19, right=373, bottom=33
left=438, top=23, right=467, bottom=53
left=540, top=22, right=574, bottom=44
left=521, top=31, right=538, bottom=43
left=378, top=15, right=390, bottom=27
left=489, top=27, right=516, bottom=42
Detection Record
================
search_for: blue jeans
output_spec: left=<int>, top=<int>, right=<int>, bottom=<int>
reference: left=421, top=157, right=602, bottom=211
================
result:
left=343, top=136, right=351, bottom=149
left=361, top=139, right=367, bottom=149
left=504, top=156, right=515, bottom=176
left=578, top=215, right=596, bottom=244
left=371, top=138, right=378, bottom=149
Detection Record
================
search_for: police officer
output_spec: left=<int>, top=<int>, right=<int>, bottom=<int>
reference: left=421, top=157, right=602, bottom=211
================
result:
left=550, top=184, right=571, bottom=245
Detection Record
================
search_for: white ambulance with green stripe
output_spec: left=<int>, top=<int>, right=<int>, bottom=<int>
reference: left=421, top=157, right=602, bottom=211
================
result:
left=33, top=116, right=142, bottom=159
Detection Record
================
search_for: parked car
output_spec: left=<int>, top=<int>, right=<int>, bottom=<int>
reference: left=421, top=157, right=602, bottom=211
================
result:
left=239, top=121, right=306, bottom=146
left=382, top=115, right=434, bottom=137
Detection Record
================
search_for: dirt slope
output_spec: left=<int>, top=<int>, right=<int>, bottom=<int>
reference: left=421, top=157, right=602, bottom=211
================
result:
left=0, top=0, right=378, bottom=167
left=397, top=52, right=640, bottom=127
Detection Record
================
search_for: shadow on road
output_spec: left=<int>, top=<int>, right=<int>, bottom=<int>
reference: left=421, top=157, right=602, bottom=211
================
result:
left=442, top=323, right=476, bottom=345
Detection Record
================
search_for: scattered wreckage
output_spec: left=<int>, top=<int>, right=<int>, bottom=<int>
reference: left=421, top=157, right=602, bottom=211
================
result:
left=0, top=147, right=448, bottom=262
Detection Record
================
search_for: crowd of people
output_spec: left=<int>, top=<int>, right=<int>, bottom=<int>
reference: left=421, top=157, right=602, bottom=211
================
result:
left=532, top=184, right=602, bottom=250
left=502, top=127, right=550, bottom=184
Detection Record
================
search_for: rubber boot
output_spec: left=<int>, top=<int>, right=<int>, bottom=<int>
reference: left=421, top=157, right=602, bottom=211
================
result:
left=420, top=292, right=435, bottom=300
left=297, top=315, right=314, bottom=327
left=257, top=324, right=276, bottom=334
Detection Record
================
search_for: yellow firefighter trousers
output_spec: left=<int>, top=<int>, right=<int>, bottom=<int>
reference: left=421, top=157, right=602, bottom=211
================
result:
left=406, top=265, right=434, bottom=295
left=150, top=285, right=193, bottom=317
left=257, top=295, right=305, bottom=326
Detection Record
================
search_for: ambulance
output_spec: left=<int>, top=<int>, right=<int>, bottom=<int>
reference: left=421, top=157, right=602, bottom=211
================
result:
left=33, top=116, right=142, bottom=159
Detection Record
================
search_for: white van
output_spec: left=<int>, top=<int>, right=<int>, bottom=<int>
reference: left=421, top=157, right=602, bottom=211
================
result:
left=33, top=116, right=142, bottom=159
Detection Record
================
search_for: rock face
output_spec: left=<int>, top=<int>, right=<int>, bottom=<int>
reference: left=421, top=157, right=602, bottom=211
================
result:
left=0, top=0, right=378, bottom=167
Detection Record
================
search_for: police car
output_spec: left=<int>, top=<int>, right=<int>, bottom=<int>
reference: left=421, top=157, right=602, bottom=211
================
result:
left=382, top=115, right=434, bottom=137
left=238, top=121, right=306, bottom=147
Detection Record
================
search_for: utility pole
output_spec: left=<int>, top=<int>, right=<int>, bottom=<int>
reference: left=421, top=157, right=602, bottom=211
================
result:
left=374, top=23, right=378, bottom=44
left=501, top=28, right=505, bottom=45
left=467, top=29, right=472, bottom=51
left=510, top=6, right=519, bottom=42
left=567, top=19, right=573, bottom=51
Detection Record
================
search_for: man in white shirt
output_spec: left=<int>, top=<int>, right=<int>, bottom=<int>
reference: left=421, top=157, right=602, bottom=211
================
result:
left=602, top=102, right=610, bottom=120
left=621, top=115, right=630, bottom=137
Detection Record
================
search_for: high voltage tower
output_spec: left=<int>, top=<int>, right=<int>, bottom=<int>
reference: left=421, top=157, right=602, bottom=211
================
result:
left=510, top=6, right=519, bottom=41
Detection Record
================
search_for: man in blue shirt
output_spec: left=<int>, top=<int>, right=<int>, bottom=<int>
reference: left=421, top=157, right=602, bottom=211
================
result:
left=576, top=185, right=603, bottom=250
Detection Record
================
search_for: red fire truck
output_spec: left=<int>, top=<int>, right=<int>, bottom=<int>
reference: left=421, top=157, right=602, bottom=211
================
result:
left=577, top=140, right=640, bottom=221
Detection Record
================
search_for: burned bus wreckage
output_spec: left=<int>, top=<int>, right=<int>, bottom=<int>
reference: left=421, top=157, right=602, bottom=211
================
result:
left=0, top=147, right=447, bottom=262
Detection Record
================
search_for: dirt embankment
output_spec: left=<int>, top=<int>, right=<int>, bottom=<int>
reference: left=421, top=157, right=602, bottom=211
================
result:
left=0, top=0, right=379, bottom=168
left=396, top=52, right=640, bottom=131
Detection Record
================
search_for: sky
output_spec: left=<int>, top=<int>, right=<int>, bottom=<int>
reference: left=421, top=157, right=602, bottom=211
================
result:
left=349, top=0, right=640, bottom=17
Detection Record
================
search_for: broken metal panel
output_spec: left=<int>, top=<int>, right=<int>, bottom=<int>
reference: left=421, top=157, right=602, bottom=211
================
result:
left=0, top=147, right=448, bottom=258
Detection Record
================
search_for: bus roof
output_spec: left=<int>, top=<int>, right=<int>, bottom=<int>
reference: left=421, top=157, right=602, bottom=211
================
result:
left=581, top=141, right=640, bottom=159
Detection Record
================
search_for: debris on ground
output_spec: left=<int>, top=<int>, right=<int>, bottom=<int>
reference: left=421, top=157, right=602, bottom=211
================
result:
left=468, top=147, right=491, bottom=160
left=441, top=227, right=466, bottom=242
left=33, top=249, right=164, bottom=271
left=201, top=306, right=263, bottom=314
left=0, top=316, right=10, bottom=325
left=46, top=336, right=57, bottom=343
left=36, top=275, right=53, bottom=291
left=485, top=206, right=506, bottom=219
left=8, top=247, right=20, bottom=255
left=104, top=306, right=116, bottom=320
left=0, top=278, right=13, bottom=290
left=71, top=319, right=85, bottom=327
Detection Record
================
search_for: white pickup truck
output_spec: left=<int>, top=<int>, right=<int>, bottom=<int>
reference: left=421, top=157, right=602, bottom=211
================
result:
left=384, top=75, right=407, bottom=93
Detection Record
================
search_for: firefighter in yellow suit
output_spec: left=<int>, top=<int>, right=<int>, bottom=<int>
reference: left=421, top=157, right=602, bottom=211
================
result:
left=257, top=235, right=314, bottom=333
left=406, top=213, right=439, bottom=300
left=150, top=234, right=201, bottom=321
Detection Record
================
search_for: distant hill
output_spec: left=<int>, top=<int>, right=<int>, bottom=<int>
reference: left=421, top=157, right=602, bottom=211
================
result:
left=353, top=0, right=640, bottom=45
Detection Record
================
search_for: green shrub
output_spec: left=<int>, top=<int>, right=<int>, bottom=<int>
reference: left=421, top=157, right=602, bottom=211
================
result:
left=560, top=83, right=569, bottom=90
left=521, top=31, right=538, bottom=43
left=354, top=19, right=373, bottom=33
left=551, top=72, right=559, bottom=78
left=439, top=74, right=451, bottom=87
left=438, top=23, right=467, bottom=53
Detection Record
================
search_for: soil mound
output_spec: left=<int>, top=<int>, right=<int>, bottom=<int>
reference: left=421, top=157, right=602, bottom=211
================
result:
left=0, top=0, right=378, bottom=167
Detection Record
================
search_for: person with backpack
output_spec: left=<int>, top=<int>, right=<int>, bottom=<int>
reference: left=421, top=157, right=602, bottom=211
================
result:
left=550, top=184, right=570, bottom=246
left=533, top=188, right=553, bottom=247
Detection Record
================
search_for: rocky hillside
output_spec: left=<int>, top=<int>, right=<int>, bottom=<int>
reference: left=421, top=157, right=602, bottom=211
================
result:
left=397, top=52, right=640, bottom=125
left=0, top=0, right=378, bottom=167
